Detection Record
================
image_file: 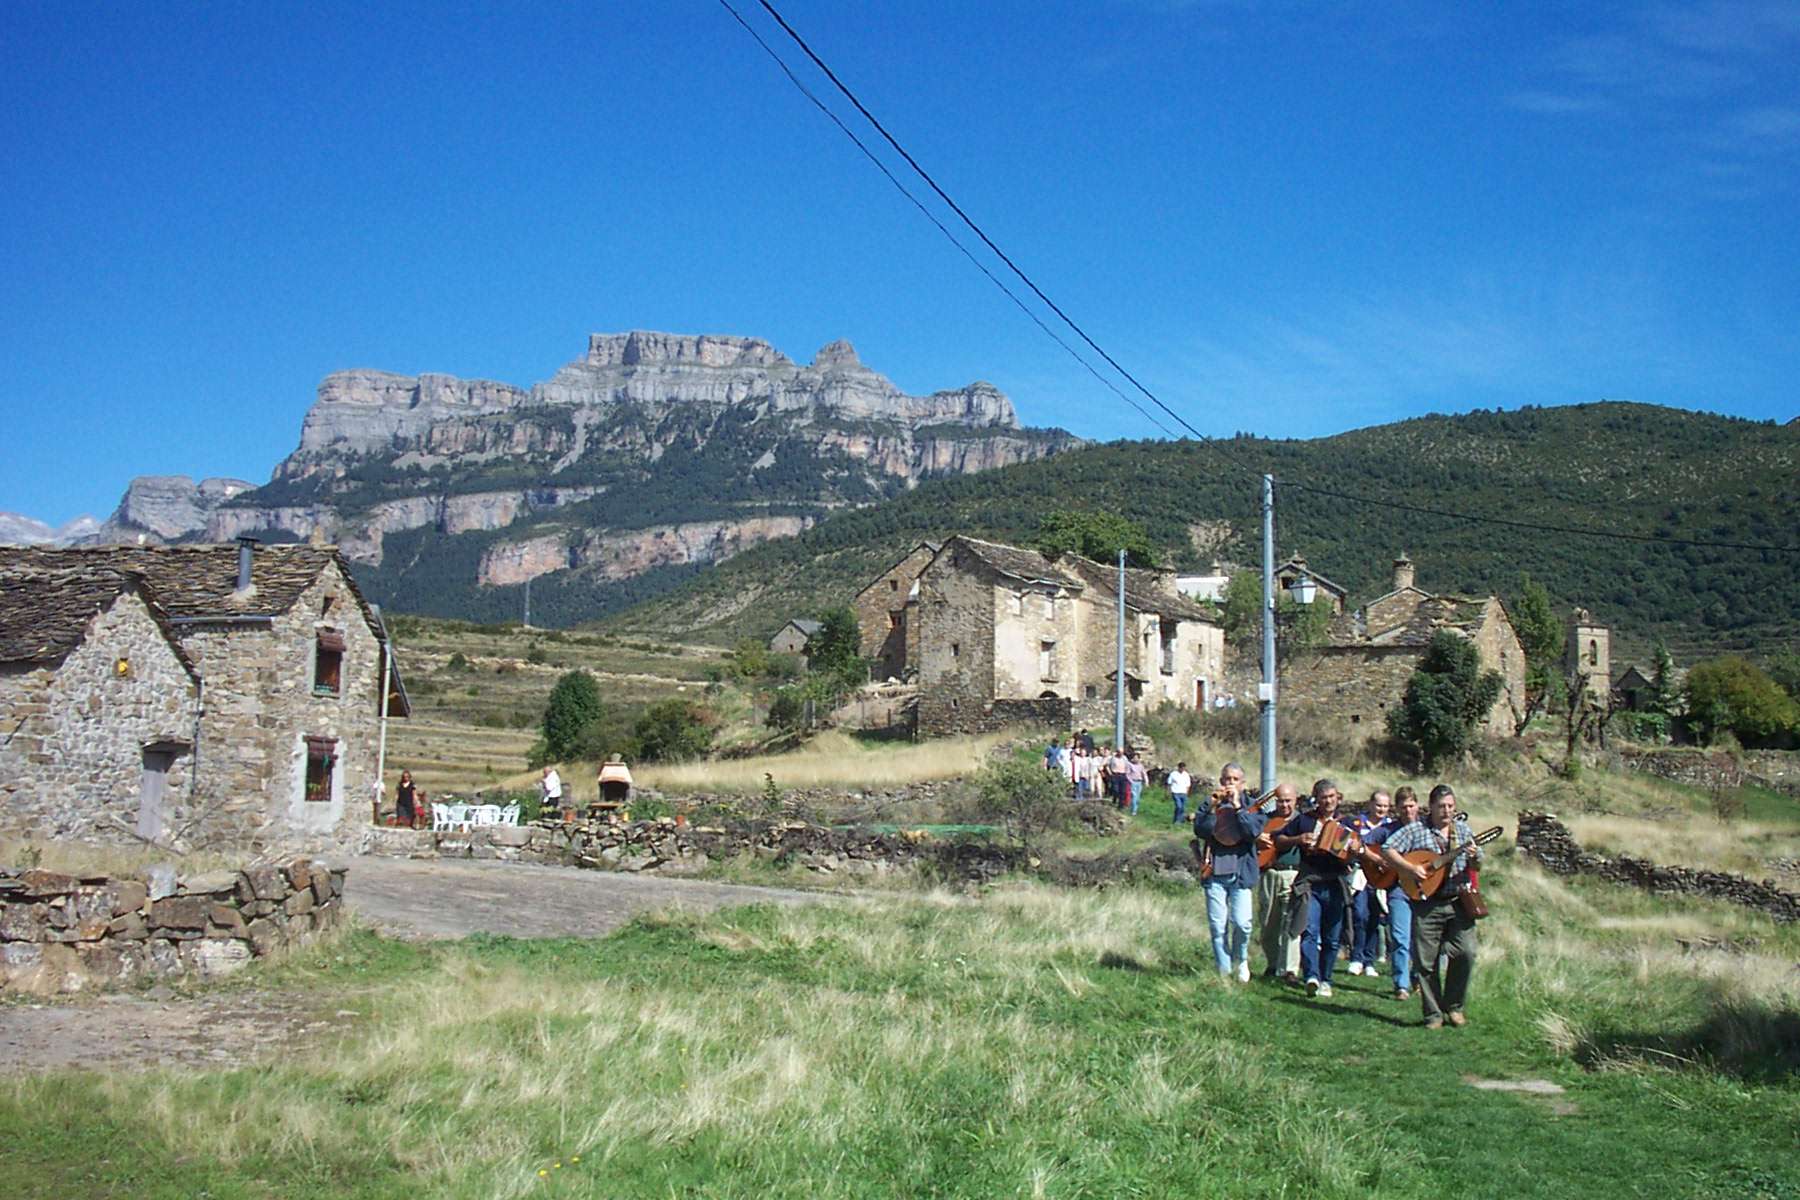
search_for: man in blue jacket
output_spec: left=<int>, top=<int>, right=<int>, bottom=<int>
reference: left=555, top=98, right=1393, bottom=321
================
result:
left=1194, top=762, right=1269, bottom=982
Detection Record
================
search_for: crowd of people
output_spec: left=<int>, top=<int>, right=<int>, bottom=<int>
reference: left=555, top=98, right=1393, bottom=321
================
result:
left=1045, top=738, right=1484, bottom=1030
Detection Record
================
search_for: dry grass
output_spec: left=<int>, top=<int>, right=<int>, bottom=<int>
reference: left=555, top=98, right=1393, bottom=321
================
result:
left=0, top=838, right=248, bottom=876
left=626, top=730, right=1014, bottom=794
left=1566, top=813, right=1800, bottom=876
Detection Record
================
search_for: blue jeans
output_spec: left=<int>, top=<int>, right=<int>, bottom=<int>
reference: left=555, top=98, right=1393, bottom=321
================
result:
left=1204, top=878, right=1254, bottom=973
left=1386, top=886, right=1413, bottom=991
left=1351, top=885, right=1385, bottom=967
left=1128, top=778, right=1144, bottom=814
left=1171, top=792, right=1189, bottom=823
left=1299, top=880, right=1347, bottom=984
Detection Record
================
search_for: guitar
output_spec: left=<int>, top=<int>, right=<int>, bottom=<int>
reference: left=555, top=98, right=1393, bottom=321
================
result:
left=1361, top=847, right=1397, bottom=891
left=1394, top=826, right=1504, bottom=902
left=1254, top=814, right=1291, bottom=869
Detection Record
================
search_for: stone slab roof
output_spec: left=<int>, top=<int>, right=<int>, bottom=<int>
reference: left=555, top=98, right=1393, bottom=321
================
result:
left=0, top=566, right=198, bottom=678
left=0, top=544, right=382, bottom=634
left=944, top=536, right=1218, bottom=624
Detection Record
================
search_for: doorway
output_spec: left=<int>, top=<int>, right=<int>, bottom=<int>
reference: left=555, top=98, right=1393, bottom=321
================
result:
left=137, top=748, right=175, bottom=840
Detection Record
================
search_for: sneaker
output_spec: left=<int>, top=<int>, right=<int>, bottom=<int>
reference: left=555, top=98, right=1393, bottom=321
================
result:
left=1236, top=961, right=1251, bottom=984
left=1366, top=963, right=1382, bottom=978
left=1346, top=962, right=1364, bottom=976
left=1317, top=982, right=1334, bottom=999
left=1393, top=987, right=1411, bottom=1002
left=1305, top=977, right=1320, bottom=997
left=1447, top=1011, right=1467, bottom=1028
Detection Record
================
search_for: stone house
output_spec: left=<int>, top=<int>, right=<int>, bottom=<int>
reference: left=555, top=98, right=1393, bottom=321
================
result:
left=768, top=618, right=822, bottom=661
left=0, top=541, right=407, bottom=850
left=913, top=536, right=1224, bottom=736
left=1612, top=664, right=1654, bottom=711
left=0, top=567, right=201, bottom=844
left=1280, top=556, right=1527, bottom=741
left=1276, top=555, right=1348, bottom=615
left=852, top=541, right=939, bottom=681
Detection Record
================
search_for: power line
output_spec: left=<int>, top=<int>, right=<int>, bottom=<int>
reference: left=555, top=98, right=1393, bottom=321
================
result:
left=713, top=0, right=1177, bottom=439
left=732, top=1, right=1796, bottom=557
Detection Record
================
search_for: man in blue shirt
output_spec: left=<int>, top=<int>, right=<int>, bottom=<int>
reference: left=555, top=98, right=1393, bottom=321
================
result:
left=1346, top=790, right=1393, bottom=979
left=1193, top=762, right=1268, bottom=982
left=1361, top=786, right=1418, bottom=1001
left=1279, top=778, right=1354, bottom=999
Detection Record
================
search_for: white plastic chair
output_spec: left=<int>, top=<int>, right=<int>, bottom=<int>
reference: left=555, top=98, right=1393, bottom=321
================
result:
left=445, top=803, right=470, bottom=831
left=500, top=804, right=521, bottom=826
left=431, top=803, right=452, bottom=831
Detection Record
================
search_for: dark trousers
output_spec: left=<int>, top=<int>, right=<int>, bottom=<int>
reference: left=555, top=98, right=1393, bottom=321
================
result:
left=1410, top=898, right=1477, bottom=1021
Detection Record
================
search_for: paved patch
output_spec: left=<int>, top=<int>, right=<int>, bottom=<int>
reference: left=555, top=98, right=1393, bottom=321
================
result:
left=344, top=855, right=828, bottom=940
left=0, top=989, right=349, bottom=1074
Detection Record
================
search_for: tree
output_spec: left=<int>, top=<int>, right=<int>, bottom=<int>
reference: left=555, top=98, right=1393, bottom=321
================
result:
left=1684, top=656, right=1800, bottom=746
left=541, top=670, right=603, bottom=762
left=1219, top=569, right=1261, bottom=646
left=1386, top=632, right=1505, bottom=769
left=1216, top=569, right=1326, bottom=655
left=1511, top=574, right=1565, bottom=733
left=632, top=699, right=714, bottom=762
left=1768, top=648, right=1800, bottom=701
left=1648, top=639, right=1680, bottom=715
left=1036, top=510, right=1159, bottom=568
left=807, top=606, right=863, bottom=681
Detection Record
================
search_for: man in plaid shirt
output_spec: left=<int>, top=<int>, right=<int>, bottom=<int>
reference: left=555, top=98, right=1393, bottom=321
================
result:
left=1381, top=784, right=1482, bottom=1029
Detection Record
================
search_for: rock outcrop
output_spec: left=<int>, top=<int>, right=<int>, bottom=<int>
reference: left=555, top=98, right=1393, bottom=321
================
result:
left=83, top=476, right=256, bottom=545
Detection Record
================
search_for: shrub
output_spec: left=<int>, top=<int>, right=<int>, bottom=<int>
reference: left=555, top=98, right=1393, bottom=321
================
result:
left=446, top=651, right=470, bottom=673
left=1685, top=656, right=1800, bottom=746
left=542, top=671, right=603, bottom=761
left=964, top=758, right=1079, bottom=858
left=633, top=699, right=715, bottom=763
left=1386, top=631, right=1503, bottom=770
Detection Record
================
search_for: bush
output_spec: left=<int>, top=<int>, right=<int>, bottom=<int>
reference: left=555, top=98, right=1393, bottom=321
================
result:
left=446, top=651, right=471, bottom=673
left=1685, top=656, right=1800, bottom=746
left=1386, top=631, right=1503, bottom=770
left=1612, top=710, right=1670, bottom=745
left=633, top=699, right=715, bottom=763
left=963, top=759, right=1080, bottom=858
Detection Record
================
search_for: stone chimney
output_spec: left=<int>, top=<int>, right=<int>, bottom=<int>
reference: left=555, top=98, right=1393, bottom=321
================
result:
left=1392, top=553, right=1415, bottom=592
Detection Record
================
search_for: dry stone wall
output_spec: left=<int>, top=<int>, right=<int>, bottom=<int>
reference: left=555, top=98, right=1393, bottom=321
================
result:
left=1514, top=811, right=1800, bottom=923
left=0, top=857, right=347, bottom=994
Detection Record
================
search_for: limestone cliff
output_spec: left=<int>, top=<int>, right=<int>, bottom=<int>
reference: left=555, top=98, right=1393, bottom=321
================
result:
left=80, top=331, right=1080, bottom=624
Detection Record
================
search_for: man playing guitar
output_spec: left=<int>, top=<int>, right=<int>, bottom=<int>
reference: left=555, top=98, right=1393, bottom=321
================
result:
left=1381, top=784, right=1482, bottom=1029
left=1253, top=782, right=1302, bottom=982
left=1194, top=763, right=1268, bottom=982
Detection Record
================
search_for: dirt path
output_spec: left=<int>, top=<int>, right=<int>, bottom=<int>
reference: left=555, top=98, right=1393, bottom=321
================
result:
left=343, top=855, right=828, bottom=939
left=0, top=858, right=825, bottom=1074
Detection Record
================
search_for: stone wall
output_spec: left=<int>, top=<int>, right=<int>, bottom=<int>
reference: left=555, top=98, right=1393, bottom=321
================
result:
left=178, top=560, right=385, bottom=849
left=855, top=543, right=936, bottom=680
left=1279, top=646, right=1416, bottom=741
left=0, top=857, right=347, bottom=994
left=1620, top=749, right=1800, bottom=798
left=1514, top=811, right=1800, bottom=923
left=0, top=588, right=198, bottom=843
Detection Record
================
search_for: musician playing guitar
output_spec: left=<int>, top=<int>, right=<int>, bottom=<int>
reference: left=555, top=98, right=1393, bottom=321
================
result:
left=1361, top=786, right=1418, bottom=1001
left=1277, top=779, right=1354, bottom=999
left=1381, top=784, right=1482, bottom=1029
left=1194, top=763, right=1268, bottom=982
left=1252, top=782, right=1302, bottom=982
left=1346, top=790, right=1392, bottom=980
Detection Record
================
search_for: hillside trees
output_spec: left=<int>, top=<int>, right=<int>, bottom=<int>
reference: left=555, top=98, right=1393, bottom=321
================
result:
left=1684, top=656, right=1800, bottom=746
left=806, top=606, right=865, bottom=682
left=1386, top=632, right=1504, bottom=769
left=541, top=670, right=603, bottom=762
left=1036, top=510, right=1159, bottom=568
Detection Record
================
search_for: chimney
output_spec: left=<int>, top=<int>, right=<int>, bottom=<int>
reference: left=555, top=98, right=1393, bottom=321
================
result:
left=1393, top=553, right=1415, bottom=592
left=236, top=536, right=258, bottom=591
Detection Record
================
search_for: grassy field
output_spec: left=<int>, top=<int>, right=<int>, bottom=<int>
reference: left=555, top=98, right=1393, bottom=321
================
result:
left=3, top=850, right=1797, bottom=1199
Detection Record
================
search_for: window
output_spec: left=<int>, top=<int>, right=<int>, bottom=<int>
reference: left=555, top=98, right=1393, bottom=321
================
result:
left=1085, top=685, right=1097, bottom=700
left=1042, top=594, right=1055, bottom=619
left=1159, top=619, right=1176, bottom=675
left=951, top=642, right=960, bottom=659
left=304, top=735, right=337, bottom=803
left=1011, top=592, right=1024, bottom=616
left=889, top=611, right=903, bottom=630
left=314, top=630, right=345, bottom=696
left=889, top=579, right=899, bottom=592
left=1040, top=640, right=1058, bottom=681
left=1588, top=639, right=1600, bottom=666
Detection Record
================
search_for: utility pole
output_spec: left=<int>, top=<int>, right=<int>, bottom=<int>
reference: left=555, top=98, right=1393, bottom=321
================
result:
left=1115, top=547, right=1126, bottom=749
left=1259, top=474, right=1277, bottom=796
left=523, top=576, right=531, bottom=629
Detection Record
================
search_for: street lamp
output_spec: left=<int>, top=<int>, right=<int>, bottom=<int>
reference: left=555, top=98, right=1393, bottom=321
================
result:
left=1287, top=572, right=1318, bottom=606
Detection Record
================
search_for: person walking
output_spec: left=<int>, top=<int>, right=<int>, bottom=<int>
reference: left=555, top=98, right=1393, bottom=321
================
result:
left=1282, top=779, right=1354, bottom=999
left=1167, top=761, right=1193, bottom=825
left=541, top=765, right=564, bottom=816
left=1194, top=763, right=1267, bottom=982
left=1254, top=783, right=1303, bottom=982
left=1363, top=786, right=1419, bottom=1001
left=1382, top=784, right=1483, bottom=1028
left=1125, top=750, right=1148, bottom=816
left=394, top=769, right=418, bottom=829
left=1346, top=790, right=1392, bottom=977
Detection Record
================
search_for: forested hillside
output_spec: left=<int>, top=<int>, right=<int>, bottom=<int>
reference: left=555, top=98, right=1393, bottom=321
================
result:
left=598, top=402, right=1798, bottom=662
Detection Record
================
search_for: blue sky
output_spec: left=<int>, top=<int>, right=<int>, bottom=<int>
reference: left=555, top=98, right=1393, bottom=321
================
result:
left=4, top=1, right=1796, bottom=526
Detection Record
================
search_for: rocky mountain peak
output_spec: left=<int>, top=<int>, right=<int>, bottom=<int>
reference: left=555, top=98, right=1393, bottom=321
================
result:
left=812, top=339, right=861, bottom=369
left=585, top=331, right=791, bottom=369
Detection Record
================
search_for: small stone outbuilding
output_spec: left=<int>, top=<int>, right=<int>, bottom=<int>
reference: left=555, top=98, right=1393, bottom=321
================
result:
left=0, top=566, right=201, bottom=843
left=0, top=541, right=407, bottom=850
left=1280, top=555, right=1527, bottom=741
left=769, top=618, right=822, bottom=662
